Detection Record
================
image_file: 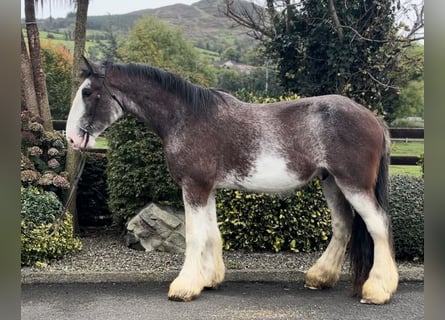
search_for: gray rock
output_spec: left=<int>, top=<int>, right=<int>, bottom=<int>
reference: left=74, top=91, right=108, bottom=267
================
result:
left=125, top=203, right=185, bottom=253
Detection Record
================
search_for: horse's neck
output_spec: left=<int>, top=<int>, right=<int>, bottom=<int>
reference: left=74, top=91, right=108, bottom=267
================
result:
left=121, top=83, right=183, bottom=140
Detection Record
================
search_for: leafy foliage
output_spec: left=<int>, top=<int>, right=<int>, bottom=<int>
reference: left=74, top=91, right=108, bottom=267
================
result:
left=217, top=66, right=283, bottom=97
left=40, top=40, right=73, bottom=120
left=394, top=80, right=424, bottom=119
left=21, top=110, right=70, bottom=200
left=216, top=181, right=331, bottom=252
left=21, top=186, right=82, bottom=266
left=106, top=116, right=183, bottom=227
left=389, top=175, right=424, bottom=260
left=117, top=16, right=216, bottom=86
left=266, top=0, right=401, bottom=116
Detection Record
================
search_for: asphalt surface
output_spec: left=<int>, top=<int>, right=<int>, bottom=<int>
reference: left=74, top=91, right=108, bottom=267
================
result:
left=22, top=281, right=423, bottom=320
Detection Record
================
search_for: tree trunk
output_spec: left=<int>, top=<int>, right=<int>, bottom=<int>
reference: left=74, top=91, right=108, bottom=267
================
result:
left=21, top=30, right=39, bottom=116
left=67, top=0, right=90, bottom=233
left=24, top=0, right=53, bottom=131
left=71, top=0, right=89, bottom=102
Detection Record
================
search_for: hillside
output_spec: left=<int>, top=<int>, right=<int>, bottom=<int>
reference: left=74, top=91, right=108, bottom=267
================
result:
left=36, top=0, right=261, bottom=54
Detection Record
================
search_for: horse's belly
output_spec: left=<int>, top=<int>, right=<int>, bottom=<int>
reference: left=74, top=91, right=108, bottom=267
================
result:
left=219, top=154, right=305, bottom=193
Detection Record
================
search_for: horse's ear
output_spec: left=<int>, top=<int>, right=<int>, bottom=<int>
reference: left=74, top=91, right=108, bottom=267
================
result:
left=79, top=55, right=94, bottom=78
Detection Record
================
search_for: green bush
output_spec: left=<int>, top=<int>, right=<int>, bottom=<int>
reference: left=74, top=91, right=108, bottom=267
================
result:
left=106, top=115, right=183, bottom=227
left=21, top=186, right=82, bottom=266
left=216, top=180, right=331, bottom=253
left=389, top=175, right=424, bottom=261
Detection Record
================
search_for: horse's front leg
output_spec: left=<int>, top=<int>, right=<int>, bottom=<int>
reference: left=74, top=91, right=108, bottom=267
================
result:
left=168, top=189, right=225, bottom=301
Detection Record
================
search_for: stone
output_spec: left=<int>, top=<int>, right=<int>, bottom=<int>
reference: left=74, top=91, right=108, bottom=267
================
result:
left=125, top=203, right=185, bottom=253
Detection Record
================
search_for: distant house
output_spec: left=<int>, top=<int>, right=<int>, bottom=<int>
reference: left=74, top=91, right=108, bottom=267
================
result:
left=220, top=60, right=257, bottom=74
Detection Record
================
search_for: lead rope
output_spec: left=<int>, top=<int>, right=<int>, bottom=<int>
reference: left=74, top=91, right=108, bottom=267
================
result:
left=45, top=151, right=88, bottom=237
left=63, top=151, right=88, bottom=213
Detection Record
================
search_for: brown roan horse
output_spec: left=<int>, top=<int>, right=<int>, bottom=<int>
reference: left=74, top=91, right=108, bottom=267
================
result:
left=66, top=56, right=398, bottom=304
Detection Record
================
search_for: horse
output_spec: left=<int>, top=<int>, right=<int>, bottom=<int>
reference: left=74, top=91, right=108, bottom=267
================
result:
left=66, top=56, right=398, bottom=304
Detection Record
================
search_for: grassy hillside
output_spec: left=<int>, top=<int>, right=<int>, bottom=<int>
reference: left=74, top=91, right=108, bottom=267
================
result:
left=34, top=0, right=259, bottom=55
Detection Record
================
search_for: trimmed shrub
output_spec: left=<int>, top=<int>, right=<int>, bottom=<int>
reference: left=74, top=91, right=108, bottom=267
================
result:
left=389, top=175, right=424, bottom=261
left=21, top=186, right=82, bottom=266
left=216, top=180, right=331, bottom=253
left=106, top=115, right=183, bottom=227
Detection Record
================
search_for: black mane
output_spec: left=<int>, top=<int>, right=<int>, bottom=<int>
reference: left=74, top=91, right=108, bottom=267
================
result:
left=108, top=62, right=221, bottom=114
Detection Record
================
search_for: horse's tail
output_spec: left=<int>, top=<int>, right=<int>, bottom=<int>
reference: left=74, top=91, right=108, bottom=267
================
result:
left=350, top=121, right=392, bottom=296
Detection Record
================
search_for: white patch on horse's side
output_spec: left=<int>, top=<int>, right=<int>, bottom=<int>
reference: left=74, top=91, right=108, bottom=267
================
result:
left=66, top=79, right=91, bottom=146
left=220, top=149, right=305, bottom=193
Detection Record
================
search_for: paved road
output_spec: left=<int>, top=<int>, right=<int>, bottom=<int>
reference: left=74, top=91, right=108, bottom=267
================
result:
left=22, top=281, right=423, bottom=320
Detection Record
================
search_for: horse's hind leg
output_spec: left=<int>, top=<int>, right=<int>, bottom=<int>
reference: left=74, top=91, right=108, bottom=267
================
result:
left=305, top=175, right=353, bottom=289
left=342, top=189, right=398, bottom=304
left=168, top=189, right=225, bottom=301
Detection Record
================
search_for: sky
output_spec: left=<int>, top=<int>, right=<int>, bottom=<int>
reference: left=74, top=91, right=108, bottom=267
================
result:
left=21, top=0, right=200, bottom=19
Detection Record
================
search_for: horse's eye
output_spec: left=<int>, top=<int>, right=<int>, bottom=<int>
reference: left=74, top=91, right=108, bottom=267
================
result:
left=82, top=88, right=93, bottom=97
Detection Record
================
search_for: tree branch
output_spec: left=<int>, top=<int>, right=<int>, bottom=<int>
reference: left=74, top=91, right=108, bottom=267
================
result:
left=327, top=0, right=344, bottom=42
left=223, top=0, right=273, bottom=40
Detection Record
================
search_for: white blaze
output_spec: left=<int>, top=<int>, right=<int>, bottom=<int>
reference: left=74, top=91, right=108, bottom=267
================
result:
left=66, top=79, right=91, bottom=148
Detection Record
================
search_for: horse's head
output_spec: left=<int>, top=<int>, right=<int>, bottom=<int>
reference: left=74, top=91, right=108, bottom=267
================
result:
left=66, top=56, right=124, bottom=149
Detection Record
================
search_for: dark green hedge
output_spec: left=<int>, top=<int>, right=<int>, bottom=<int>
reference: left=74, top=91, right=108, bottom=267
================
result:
left=389, top=175, right=424, bottom=260
left=105, top=115, right=183, bottom=227
left=216, top=181, right=331, bottom=252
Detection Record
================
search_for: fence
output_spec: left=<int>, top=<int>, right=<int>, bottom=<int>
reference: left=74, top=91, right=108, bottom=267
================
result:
left=53, top=121, right=423, bottom=166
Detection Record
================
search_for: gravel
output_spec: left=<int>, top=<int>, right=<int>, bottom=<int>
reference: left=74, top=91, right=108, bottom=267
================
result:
left=21, top=228, right=423, bottom=280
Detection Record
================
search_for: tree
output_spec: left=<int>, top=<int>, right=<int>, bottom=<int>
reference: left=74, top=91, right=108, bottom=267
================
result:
left=395, top=80, right=424, bottom=119
left=223, top=0, right=424, bottom=120
left=40, top=41, right=73, bottom=120
left=21, top=30, right=39, bottom=116
left=24, top=0, right=53, bottom=130
left=117, top=16, right=217, bottom=86
left=71, top=0, right=89, bottom=102
left=66, top=0, right=89, bottom=232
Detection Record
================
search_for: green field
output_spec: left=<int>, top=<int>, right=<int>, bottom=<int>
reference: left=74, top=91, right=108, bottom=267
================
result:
left=391, top=141, right=424, bottom=157
left=94, top=136, right=109, bottom=149
left=390, top=141, right=423, bottom=177
left=25, top=30, right=104, bottom=57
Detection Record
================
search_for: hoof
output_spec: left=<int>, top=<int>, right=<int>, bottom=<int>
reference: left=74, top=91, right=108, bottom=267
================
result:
left=168, top=276, right=203, bottom=302
left=305, top=265, right=339, bottom=290
left=359, top=275, right=398, bottom=305
left=167, top=292, right=198, bottom=302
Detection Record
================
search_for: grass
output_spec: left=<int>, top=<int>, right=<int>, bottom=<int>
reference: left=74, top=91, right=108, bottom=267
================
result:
left=391, top=141, right=424, bottom=157
left=390, top=141, right=423, bottom=177
left=390, top=165, right=422, bottom=177
left=26, top=29, right=105, bottom=58
left=94, top=136, right=109, bottom=149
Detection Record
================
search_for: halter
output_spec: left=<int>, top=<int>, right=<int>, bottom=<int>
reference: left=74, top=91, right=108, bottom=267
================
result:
left=92, top=62, right=126, bottom=112
left=80, top=63, right=126, bottom=148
